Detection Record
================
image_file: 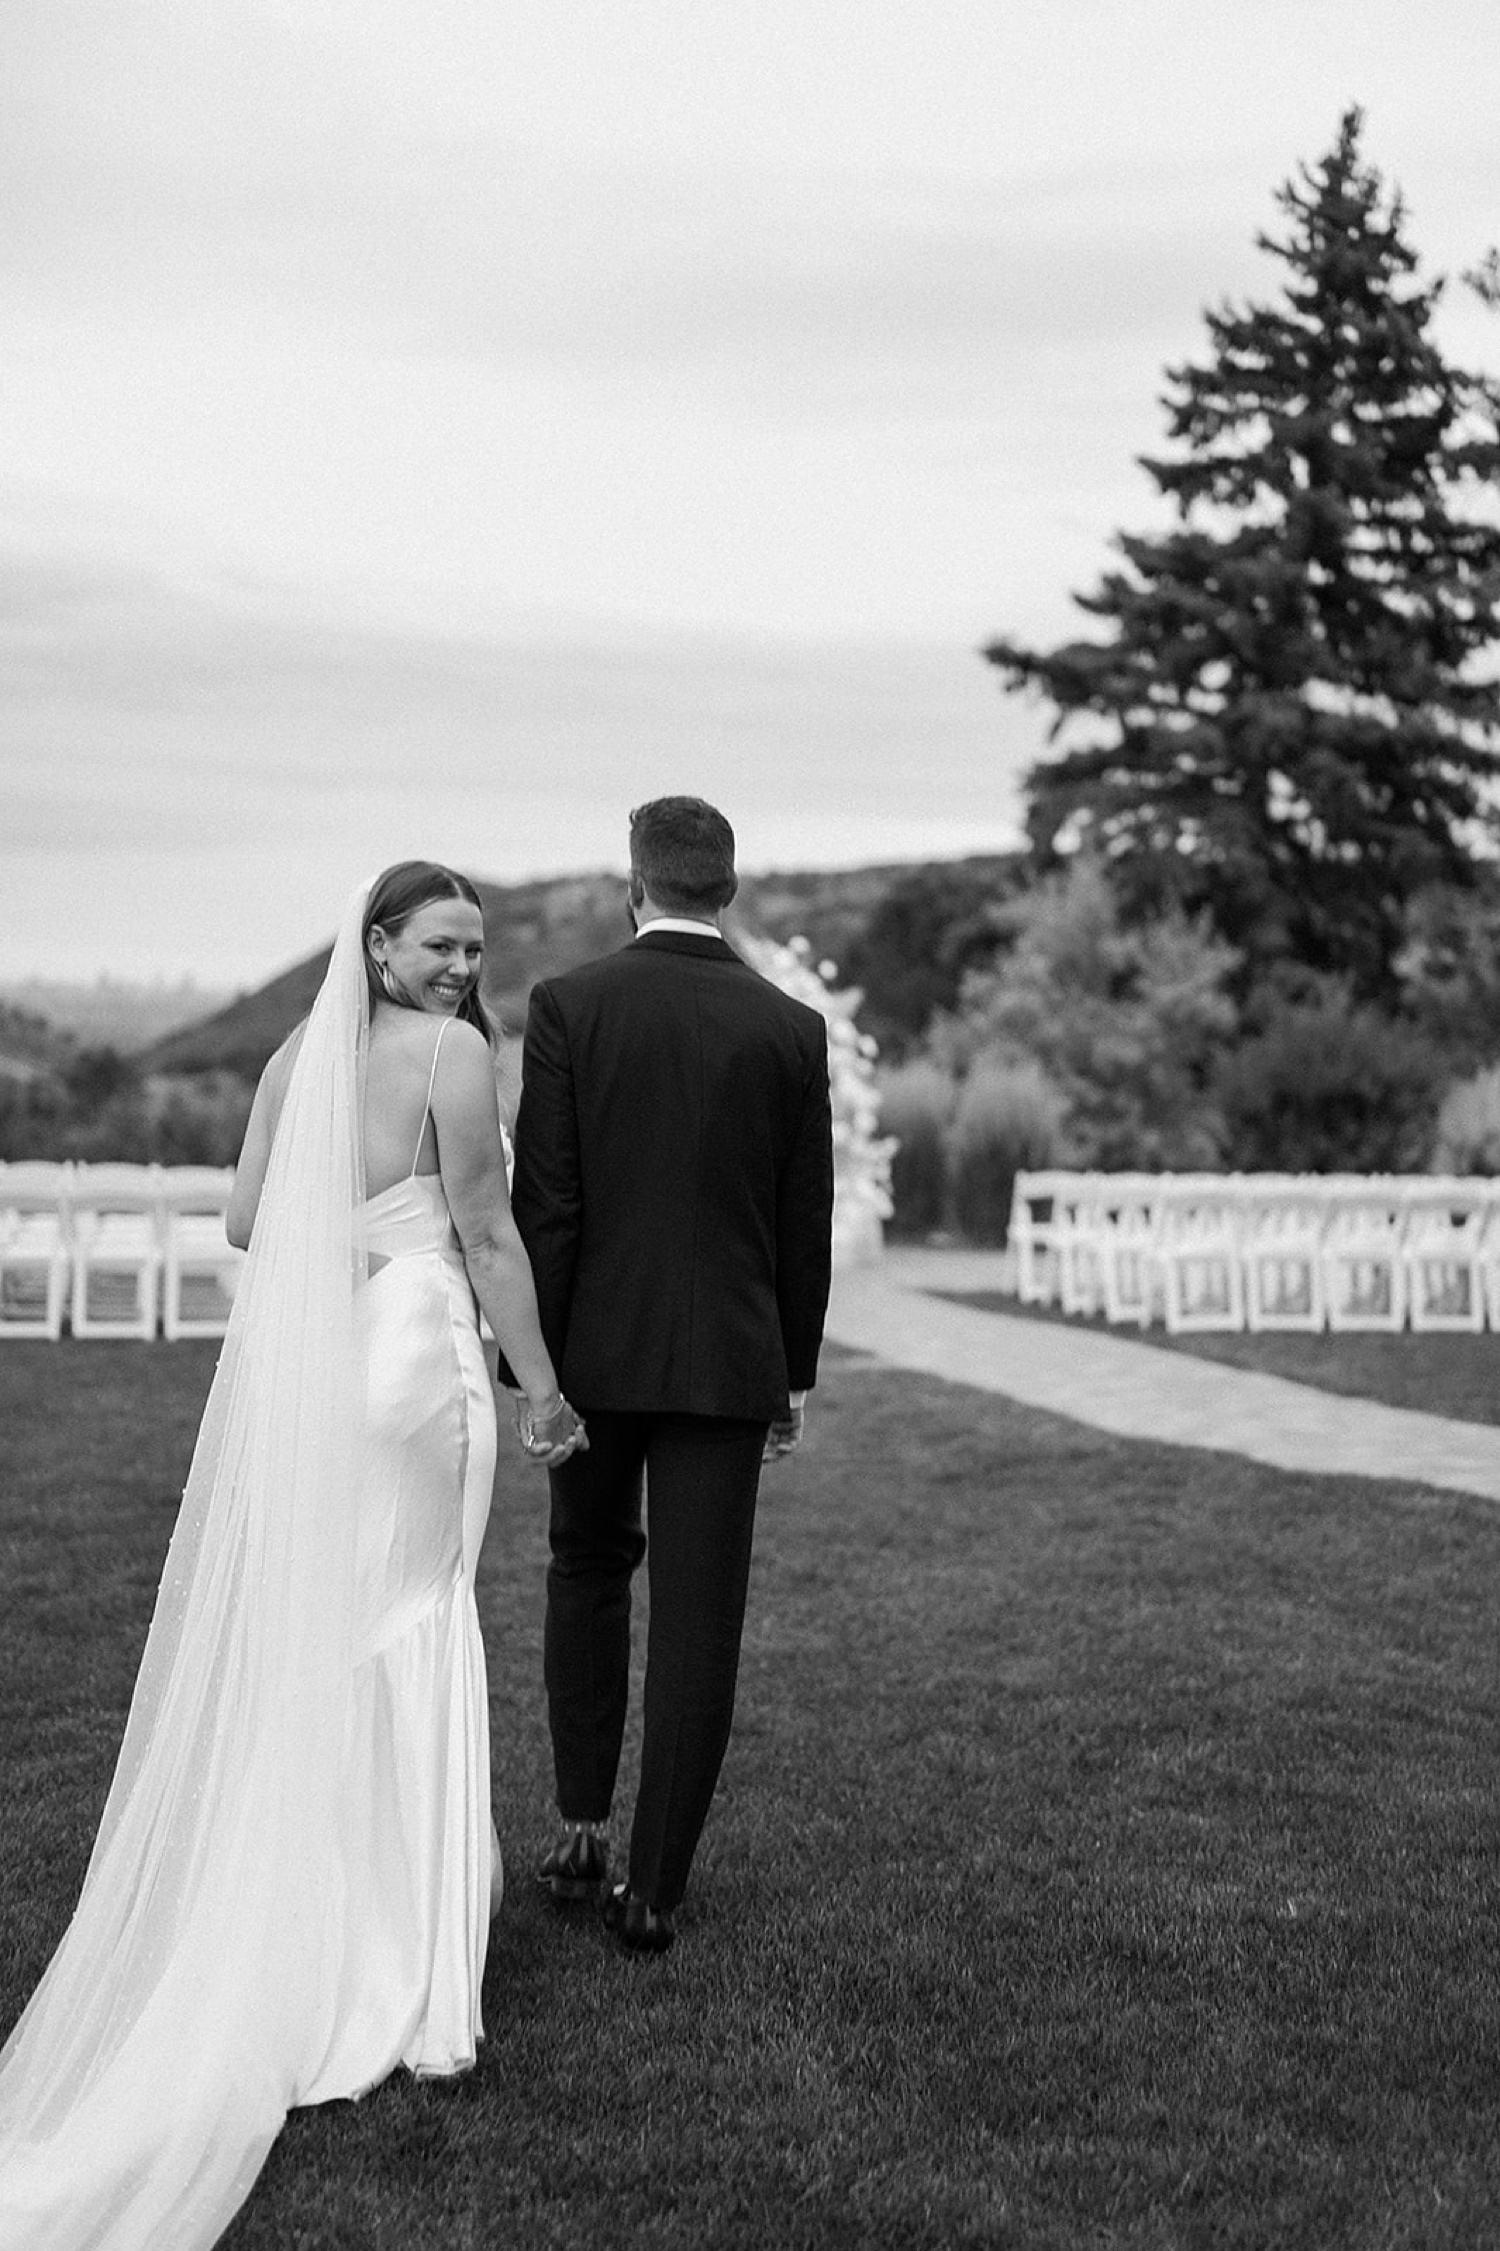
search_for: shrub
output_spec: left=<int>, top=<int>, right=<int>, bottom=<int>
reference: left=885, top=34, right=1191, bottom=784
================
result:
left=1396, top=878, right=1500, bottom=1070
left=0, top=1072, right=68, bottom=1160
left=0, top=1064, right=256, bottom=1164
left=145, top=1074, right=257, bottom=1166
left=1214, top=996, right=1445, bottom=1172
left=1430, top=1065, right=1500, bottom=1174
left=842, top=862, right=1015, bottom=1057
left=947, top=1060, right=1066, bottom=1246
left=945, top=858, right=1237, bottom=1168
left=877, top=1061, right=956, bottom=1239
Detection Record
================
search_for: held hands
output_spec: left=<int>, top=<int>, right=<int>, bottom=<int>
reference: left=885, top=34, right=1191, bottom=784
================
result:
left=513, top=1392, right=589, bottom=1467
left=762, top=1397, right=806, bottom=1465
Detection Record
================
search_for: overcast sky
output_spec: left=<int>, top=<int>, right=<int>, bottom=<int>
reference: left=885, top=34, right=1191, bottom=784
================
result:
left=3, top=0, right=1498, bottom=982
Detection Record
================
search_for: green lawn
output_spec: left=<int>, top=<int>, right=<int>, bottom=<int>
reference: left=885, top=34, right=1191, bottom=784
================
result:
left=946, top=1291, right=1500, bottom=1429
left=3, top=1342, right=1500, bottom=2248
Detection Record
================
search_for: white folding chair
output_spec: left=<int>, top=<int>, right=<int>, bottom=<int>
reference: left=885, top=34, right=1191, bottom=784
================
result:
left=161, top=1168, right=242, bottom=1339
left=0, top=1161, right=73, bottom=1339
left=1010, top=1170, right=1069, bottom=1307
left=1096, top=1176, right=1161, bottom=1328
left=1242, top=1184, right=1326, bottom=1332
left=1157, top=1179, right=1246, bottom=1333
left=69, top=1163, right=165, bottom=1340
left=1477, top=1200, right=1500, bottom=1331
left=1055, top=1177, right=1111, bottom=1317
left=1321, top=1183, right=1407, bottom=1331
left=1403, top=1183, right=1487, bottom=1333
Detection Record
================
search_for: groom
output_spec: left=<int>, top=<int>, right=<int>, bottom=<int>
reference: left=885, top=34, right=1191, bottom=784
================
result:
left=507, top=795, right=834, bottom=1953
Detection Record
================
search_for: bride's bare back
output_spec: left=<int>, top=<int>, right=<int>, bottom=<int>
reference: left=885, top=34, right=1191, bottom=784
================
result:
left=363, top=1010, right=447, bottom=1195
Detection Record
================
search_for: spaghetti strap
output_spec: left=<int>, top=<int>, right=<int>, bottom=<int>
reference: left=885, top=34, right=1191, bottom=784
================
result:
left=409, top=1018, right=450, bottom=1176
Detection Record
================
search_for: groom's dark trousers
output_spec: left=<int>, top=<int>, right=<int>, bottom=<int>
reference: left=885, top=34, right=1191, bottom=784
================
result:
left=507, top=930, right=834, bottom=1913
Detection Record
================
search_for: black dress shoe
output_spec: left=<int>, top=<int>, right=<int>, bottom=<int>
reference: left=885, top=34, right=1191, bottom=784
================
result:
left=600, top=1883, right=676, bottom=1955
left=535, top=1823, right=609, bottom=1903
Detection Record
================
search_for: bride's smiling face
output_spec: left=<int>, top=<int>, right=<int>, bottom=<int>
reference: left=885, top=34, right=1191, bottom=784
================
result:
left=370, top=899, right=485, bottom=1015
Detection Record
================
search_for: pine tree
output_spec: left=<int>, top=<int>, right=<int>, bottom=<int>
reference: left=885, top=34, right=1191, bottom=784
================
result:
left=985, top=110, right=1500, bottom=999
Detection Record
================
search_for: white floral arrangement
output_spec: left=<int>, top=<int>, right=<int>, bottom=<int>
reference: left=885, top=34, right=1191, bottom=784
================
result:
left=740, top=933, right=894, bottom=1267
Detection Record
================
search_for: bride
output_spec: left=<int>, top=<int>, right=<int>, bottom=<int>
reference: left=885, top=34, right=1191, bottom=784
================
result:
left=0, top=862, right=584, bottom=2250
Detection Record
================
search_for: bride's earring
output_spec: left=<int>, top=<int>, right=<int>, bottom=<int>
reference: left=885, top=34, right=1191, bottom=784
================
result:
left=370, top=946, right=402, bottom=1003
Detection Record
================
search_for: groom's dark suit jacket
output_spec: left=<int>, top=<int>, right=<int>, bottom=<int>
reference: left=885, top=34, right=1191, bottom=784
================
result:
left=505, top=930, right=834, bottom=1421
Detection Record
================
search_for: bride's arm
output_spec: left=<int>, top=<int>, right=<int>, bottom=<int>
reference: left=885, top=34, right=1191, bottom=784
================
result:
left=225, top=1030, right=302, bottom=1249
left=431, top=1019, right=568, bottom=1417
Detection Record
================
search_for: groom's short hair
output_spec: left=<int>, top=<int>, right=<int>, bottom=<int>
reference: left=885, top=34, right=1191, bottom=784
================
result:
left=629, top=797, right=738, bottom=915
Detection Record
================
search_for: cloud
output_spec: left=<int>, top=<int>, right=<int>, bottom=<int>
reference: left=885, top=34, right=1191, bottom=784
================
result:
left=4, top=1, right=1496, bottom=442
left=5, top=2, right=1494, bottom=660
left=0, top=30, right=1267, bottom=427
left=0, top=537, right=1036, bottom=848
left=0, top=536, right=1037, bottom=977
left=25, top=151, right=1254, bottom=397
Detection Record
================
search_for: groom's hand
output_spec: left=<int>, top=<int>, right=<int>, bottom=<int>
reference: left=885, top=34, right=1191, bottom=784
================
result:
left=512, top=1391, right=589, bottom=1467
left=762, top=1394, right=806, bottom=1465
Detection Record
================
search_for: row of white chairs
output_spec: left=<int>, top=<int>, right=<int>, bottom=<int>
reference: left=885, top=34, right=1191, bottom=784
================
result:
left=1008, top=1170, right=1500, bottom=1335
left=0, top=1162, right=242, bottom=1341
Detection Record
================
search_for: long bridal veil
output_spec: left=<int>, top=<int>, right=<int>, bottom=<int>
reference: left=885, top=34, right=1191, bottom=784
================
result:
left=0, top=883, right=374, bottom=2251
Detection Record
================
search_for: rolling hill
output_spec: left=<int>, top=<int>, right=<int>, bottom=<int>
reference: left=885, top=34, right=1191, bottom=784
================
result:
left=0, top=978, right=232, bottom=1054
left=144, top=857, right=1017, bottom=1079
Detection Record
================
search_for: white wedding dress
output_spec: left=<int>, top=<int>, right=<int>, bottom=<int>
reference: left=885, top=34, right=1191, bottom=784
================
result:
left=0, top=889, right=499, bottom=2250
left=306, top=1152, right=500, bottom=2097
left=308, top=1155, right=498, bottom=2099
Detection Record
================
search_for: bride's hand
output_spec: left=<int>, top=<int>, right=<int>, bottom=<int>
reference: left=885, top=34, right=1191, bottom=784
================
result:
left=513, top=1392, right=588, bottom=1466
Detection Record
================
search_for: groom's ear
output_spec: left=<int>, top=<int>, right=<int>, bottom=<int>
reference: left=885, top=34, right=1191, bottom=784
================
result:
left=627, top=872, right=646, bottom=911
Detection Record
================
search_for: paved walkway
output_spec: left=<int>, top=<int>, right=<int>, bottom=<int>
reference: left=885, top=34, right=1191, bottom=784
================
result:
left=825, top=1247, right=1500, bottom=1502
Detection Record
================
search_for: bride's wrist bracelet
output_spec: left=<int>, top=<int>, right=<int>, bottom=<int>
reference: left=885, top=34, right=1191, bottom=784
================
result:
left=515, top=1394, right=578, bottom=1455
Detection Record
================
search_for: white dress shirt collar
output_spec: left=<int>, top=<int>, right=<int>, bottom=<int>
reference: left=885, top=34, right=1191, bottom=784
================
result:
left=634, top=916, right=724, bottom=940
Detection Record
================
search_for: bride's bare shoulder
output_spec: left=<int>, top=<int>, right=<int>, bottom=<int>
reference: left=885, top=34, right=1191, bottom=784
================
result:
left=423, top=1019, right=500, bottom=1113
left=368, top=1008, right=455, bottom=1071
left=430, top=1016, right=497, bottom=1077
